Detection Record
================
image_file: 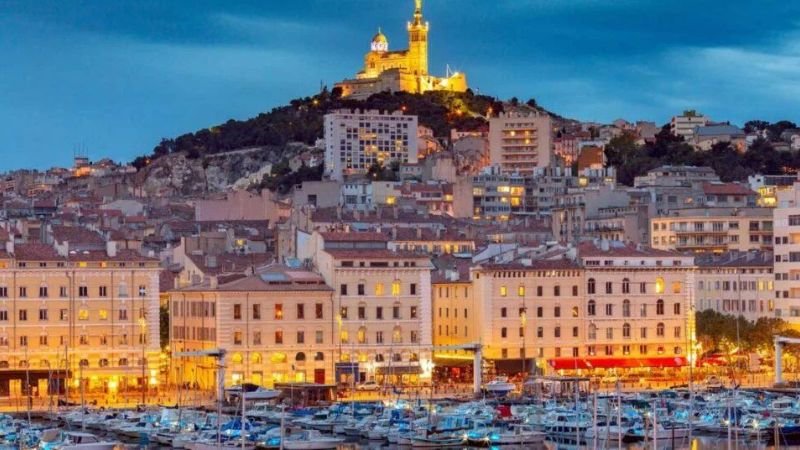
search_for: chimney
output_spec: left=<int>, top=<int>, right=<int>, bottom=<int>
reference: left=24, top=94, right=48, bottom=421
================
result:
left=106, top=240, right=117, bottom=258
left=435, top=228, right=442, bottom=239
left=209, top=276, right=218, bottom=289
left=336, top=206, right=342, bottom=220
left=354, top=210, right=361, bottom=221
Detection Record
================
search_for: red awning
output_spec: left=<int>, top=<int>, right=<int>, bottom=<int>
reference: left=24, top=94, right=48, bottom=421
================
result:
left=547, top=356, right=687, bottom=370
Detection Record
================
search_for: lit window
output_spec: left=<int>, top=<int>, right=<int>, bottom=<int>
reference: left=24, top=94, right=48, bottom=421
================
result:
left=518, top=286, right=525, bottom=297
left=655, top=277, right=665, bottom=294
left=375, top=283, right=384, bottom=296
left=98, top=309, right=108, bottom=320
left=672, top=281, right=682, bottom=294
left=500, top=286, right=508, bottom=297
left=78, top=310, right=89, bottom=320
left=391, top=281, right=401, bottom=296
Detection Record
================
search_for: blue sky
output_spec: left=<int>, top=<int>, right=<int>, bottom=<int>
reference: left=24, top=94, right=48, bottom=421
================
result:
left=1, top=0, right=799, bottom=170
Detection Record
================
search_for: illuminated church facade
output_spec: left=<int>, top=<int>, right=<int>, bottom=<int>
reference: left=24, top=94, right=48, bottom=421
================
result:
left=335, top=0, right=468, bottom=100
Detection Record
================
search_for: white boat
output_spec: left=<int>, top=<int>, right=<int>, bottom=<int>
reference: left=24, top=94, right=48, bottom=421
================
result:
left=38, top=429, right=119, bottom=450
left=226, top=385, right=280, bottom=401
left=483, top=377, right=515, bottom=396
left=410, top=434, right=465, bottom=448
left=646, top=423, right=691, bottom=440
left=282, top=430, right=344, bottom=450
left=491, top=424, right=546, bottom=445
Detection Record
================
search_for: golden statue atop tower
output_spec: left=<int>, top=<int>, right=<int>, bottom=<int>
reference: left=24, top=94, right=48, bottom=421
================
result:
left=335, top=0, right=468, bottom=99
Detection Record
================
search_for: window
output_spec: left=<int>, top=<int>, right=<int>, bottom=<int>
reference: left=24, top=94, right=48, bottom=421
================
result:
left=19, top=287, right=27, bottom=298
left=656, top=299, right=665, bottom=315
left=275, top=330, right=283, bottom=344
left=640, top=282, right=646, bottom=294
left=674, top=326, right=681, bottom=338
left=39, top=286, right=48, bottom=298
left=554, top=306, right=561, bottom=317
left=655, top=277, right=665, bottom=294
left=392, top=281, right=401, bottom=296
left=297, top=304, right=304, bottom=319
left=98, top=286, right=107, bottom=297
left=297, top=331, right=305, bottom=344
left=19, top=309, right=27, bottom=321
left=358, top=306, right=366, bottom=320
left=119, top=309, right=128, bottom=320
left=572, top=306, right=579, bottom=317
left=572, top=326, right=579, bottom=337
left=518, top=285, right=525, bottom=297
left=640, top=304, right=647, bottom=317
left=572, top=285, right=578, bottom=296
left=38, top=309, right=47, bottom=321
left=623, top=323, right=631, bottom=338
left=233, top=332, right=243, bottom=345
left=537, top=327, right=543, bottom=338
left=315, top=303, right=323, bottom=319
left=587, top=278, right=595, bottom=294
left=315, top=330, right=324, bottom=344
left=253, top=304, right=261, bottom=320
left=410, top=283, right=417, bottom=295
left=340, top=307, right=348, bottom=319
left=501, top=327, right=507, bottom=338
left=501, top=307, right=507, bottom=318
left=622, top=278, right=630, bottom=294
left=376, top=331, right=384, bottom=344
left=587, top=300, right=596, bottom=316
left=674, top=302, right=681, bottom=315
left=275, top=304, right=283, bottom=320
left=233, top=304, right=242, bottom=320
left=39, top=335, right=47, bottom=346
left=376, top=307, right=383, bottom=320
left=554, top=285, right=561, bottom=296
left=536, top=306, right=543, bottom=317
left=0, top=287, right=6, bottom=297
left=253, top=332, right=262, bottom=345
left=392, top=326, right=402, bottom=343
left=19, top=336, right=27, bottom=347
left=672, top=281, right=682, bottom=294
left=410, top=306, right=417, bottom=319
left=375, top=283, right=384, bottom=296
left=555, top=327, right=561, bottom=338
left=605, top=304, right=613, bottom=316
left=357, top=283, right=365, bottom=296
left=59, top=309, right=67, bottom=321
left=340, top=284, right=348, bottom=296
left=622, top=299, right=631, bottom=317
left=138, top=285, right=147, bottom=297
left=605, top=282, right=612, bottom=294
left=537, top=286, right=543, bottom=296
left=640, top=327, right=647, bottom=339
left=500, top=286, right=507, bottom=297
left=0, top=310, right=6, bottom=321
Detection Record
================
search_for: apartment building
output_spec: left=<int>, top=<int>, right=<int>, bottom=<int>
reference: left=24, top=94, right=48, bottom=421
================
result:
left=670, top=111, right=709, bottom=139
left=169, top=265, right=335, bottom=388
left=488, top=112, right=552, bottom=176
left=471, top=259, right=585, bottom=375
left=573, top=241, right=695, bottom=371
left=471, top=166, right=526, bottom=220
left=695, top=251, right=775, bottom=321
left=324, top=109, right=418, bottom=181
left=773, top=182, right=800, bottom=321
left=431, top=263, right=477, bottom=380
left=0, top=241, right=161, bottom=398
left=650, top=207, right=773, bottom=253
left=310, top=232, right=434, bottom=385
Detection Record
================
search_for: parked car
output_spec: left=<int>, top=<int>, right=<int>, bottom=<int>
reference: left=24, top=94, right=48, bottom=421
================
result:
left=356, top=381, right=381, bottom=391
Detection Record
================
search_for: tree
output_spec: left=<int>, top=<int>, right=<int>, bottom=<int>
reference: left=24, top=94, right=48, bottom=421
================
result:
left=526, top=98, right=538, bottom=109
left=744, top=120, right=769, bottom=134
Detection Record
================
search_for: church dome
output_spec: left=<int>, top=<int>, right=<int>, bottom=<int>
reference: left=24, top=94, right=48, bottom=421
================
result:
left=371, top=28, right=388, bottom=52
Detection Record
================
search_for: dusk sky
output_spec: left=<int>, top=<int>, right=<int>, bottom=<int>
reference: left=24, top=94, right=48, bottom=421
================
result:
left=2, top=0, right=799, bottom=170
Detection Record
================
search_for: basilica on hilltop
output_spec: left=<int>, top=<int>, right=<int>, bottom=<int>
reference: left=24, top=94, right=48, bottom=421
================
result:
left=335, top=0, right=468, bottom=99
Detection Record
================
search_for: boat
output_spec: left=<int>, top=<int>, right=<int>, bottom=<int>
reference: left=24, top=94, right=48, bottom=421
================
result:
left=483, top=377, right=515, bottom=396
left=281, top=430, right=344, bottom=449
left=467, top=424, right=545, bottom=446
left=410, top=434, right=465, bottom=448
left=38, top=429, right=119, bottom=450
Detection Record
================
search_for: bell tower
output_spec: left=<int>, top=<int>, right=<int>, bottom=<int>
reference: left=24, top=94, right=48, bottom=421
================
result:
left=407, top=0, right=429, bottom=76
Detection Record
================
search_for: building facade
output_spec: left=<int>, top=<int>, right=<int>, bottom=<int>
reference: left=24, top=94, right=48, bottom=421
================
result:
left=695, top=251, right=775, bottom=321
left=488, top=112, right=553, bottom=176
left=650, top=208, right=773, bottom=253
left=324, top=110, right=418, bottom=182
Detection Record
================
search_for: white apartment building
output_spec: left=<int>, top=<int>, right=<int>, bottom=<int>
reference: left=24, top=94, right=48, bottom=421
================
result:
left=695, top=251, right=775, bottom=321
left=488, top=112, right=552, bottom=176
left=670, top=111, right=709, bottom=139
left=773, top=182, right=800, bottom=321
left=650, top=208, right=773, bottom=253
left=324, top=109, right=418, bottom=181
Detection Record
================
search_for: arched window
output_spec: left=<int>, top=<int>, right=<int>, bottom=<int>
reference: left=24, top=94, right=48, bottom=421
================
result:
left=357, top=326, right=367, bottom=344
left=571, top=306, right=579, bottom=318
left=672, top=281, right=682, bottom=294
left=98, top=358, right=109, bottom=367
left=119, top=358, right=129, bottom=367
left=314, top=352, right=324, bottom=361
left=655, top=277, right=665, bottom=294
left=270, top=352, right=287, bottom=364
left=251, top=353, right=262, bottom=364
left=588, top=323, right=597, bottom=340
left=622, top=278, right=630, bottom=294
left=231, top=353, right=243, bottom=364
left=295, top=352, right=306, bottom=362
left=587, top=278, right=596, bottom=294
left=587, top=300, right=596, bottom=316
left=40, top=359, right=50, bottom=368
left=0, top=361, right=7, bottom=369
left=622, top=323, right=631, bottom=338
left=392, top=353, right=402, bottom=362
left=674, top=347, right=682, bottom=355
left=19, top=360, right=29, bottom=368
left=392, top=326, right=402, bottom=344
left=656, top=299, right=665, bottom=315
left=622, top=299, right=631, bottom=317
left=79, top=359, right=89, bottom=368
left=656, top=322, right=665, bottom=337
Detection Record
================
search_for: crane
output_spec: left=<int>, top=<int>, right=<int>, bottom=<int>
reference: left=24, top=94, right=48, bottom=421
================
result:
left=773, top=336, right=800, bottom=386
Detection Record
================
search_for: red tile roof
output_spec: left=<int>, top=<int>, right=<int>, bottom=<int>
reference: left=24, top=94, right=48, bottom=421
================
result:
left=320, top=231, right=388, bottom=242
left=51, top=226, right=105, bottom=245
left=577, top=241, right=681, bottom=258
left=702, top=182, right=755, bottom=196
left=14, top=244, right=63, bottom=261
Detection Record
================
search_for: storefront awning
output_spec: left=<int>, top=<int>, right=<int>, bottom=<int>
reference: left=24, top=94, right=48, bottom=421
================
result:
left=548, top=356, right=687, bottom=370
